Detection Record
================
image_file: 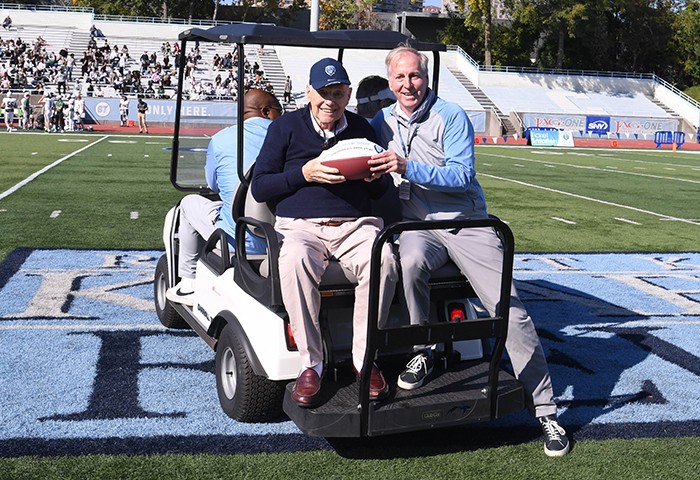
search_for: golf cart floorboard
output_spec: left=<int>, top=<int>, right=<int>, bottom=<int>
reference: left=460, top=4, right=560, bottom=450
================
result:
left=283, top=360, right=524, bottom=437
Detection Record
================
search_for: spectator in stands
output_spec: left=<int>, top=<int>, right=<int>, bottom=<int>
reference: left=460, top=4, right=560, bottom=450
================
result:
left=0, top=73, right=10, bottom=92
left=355, top=75, right=395, bottom=120
left=65, top=53, right=75, bottom=81
left=371, top=45, right=570, bottom=457
left=56, top=68, right=67, bottom=95
left=283, top=75, right=292, bottom=103
left=251, top=58, right=398, bottom=407
left=137, top=94, right=148, bottom=134
left=166, top=89, right=282, bottom=305
left=89, top=25, right=103, bottom=38
left=2, top=16, right=12, bottom=31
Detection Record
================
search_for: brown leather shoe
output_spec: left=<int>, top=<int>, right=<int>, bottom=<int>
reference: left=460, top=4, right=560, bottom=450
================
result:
left=291, top=368, right=321, bottom=407
left=355, top=364, right=389, bottom=400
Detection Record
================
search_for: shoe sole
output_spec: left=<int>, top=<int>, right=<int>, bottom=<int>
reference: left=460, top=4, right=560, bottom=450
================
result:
left=544, top=443, right=570, bottom=457
left=397, top=366, right=433, bottom=391
left=165, top=290, right=195, bottom=307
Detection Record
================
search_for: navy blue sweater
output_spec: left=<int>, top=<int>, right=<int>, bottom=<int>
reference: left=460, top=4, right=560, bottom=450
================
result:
left=252, top=105, right=389, bottom=218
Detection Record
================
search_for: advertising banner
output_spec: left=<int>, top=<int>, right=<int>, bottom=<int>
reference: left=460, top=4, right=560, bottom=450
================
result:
left=528, top=128, right=575, bottom=147
left=586, top=116, right=611, bottom=135
left=83, top=98, right=238, bottom=124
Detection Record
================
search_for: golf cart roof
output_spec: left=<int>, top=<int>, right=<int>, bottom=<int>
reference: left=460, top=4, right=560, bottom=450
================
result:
left=171, top=24, right=447, bottom=192
left=179, top=23, right=445, bottom=52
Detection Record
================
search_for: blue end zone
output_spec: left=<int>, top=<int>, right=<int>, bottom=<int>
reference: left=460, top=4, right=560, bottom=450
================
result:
left=1, top=249, right=699, bottom=457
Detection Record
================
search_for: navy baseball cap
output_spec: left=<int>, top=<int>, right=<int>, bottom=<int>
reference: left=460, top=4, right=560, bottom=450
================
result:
left=309, top=58, right=351, bottom=90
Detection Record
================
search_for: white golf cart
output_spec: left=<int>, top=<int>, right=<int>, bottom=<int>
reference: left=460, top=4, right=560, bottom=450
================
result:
left=154, top=24, right=525, bottom=436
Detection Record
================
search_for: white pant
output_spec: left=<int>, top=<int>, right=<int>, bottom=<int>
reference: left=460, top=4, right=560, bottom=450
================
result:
left=177, top=194, right=222, bottom=279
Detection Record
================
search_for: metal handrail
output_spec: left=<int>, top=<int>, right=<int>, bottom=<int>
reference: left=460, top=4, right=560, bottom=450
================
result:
left=0, top=3, right=93, bottom=13
left=0, top=2, right=246, bottom=29
left=512, top=111, right=524, bottom=134
left=92, top=14, right=240, bottom=27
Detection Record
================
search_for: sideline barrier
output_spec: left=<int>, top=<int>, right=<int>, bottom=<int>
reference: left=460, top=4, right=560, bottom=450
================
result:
left=525, top=127, right=574, bottom=147
left=654, top=130, right=685, bottom=149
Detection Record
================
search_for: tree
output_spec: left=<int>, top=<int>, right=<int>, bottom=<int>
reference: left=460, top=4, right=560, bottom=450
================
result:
left=319, top=0, right=358, bottom=30
left=674, top=0, right=700, bottom=87
left=448, top=0, right=493, bottom=67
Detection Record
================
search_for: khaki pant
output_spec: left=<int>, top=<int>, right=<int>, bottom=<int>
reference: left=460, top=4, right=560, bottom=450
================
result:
left=276, top=217, right=398, bottom=371
left=138, top=112, right=147, bottom=132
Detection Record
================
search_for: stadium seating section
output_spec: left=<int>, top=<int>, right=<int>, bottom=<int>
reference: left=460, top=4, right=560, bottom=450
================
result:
left=1, top=6, right=696, bottom=137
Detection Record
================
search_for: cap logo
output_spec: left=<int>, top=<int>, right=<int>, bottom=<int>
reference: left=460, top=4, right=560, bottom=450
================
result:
left=325, top=65, right=336, bottom=76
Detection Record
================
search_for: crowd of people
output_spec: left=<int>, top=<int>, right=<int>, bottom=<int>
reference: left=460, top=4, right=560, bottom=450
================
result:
left=0, top=26, right=277, bottom=104
left=0, top=25, right=279, bottom=132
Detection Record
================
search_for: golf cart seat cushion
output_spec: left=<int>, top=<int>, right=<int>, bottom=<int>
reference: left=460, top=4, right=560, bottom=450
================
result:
left=258, top=257, right=358, bottom=286
left=258, top=255, right=464, bottom=287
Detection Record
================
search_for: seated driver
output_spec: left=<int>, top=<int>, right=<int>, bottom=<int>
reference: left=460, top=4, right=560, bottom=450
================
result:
left=166, top=89, right=283, bottom=305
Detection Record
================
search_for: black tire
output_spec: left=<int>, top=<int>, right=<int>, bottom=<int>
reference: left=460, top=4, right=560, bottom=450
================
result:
left=215, top=323, right=286, bottom=422
left=154, top=254, right=189, bottom=329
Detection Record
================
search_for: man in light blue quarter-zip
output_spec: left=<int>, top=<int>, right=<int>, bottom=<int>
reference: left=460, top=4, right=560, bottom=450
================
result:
left=166, top=89, right=282, bottom=306
left=370, top=45, right=570, bottom=457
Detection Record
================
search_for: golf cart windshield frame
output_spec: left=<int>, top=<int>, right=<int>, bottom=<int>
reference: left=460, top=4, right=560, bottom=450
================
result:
left=170, top=24, right=446, bottom=192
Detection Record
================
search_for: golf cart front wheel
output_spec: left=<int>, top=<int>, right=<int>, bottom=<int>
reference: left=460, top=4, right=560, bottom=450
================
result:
left=154, top=254, right=188, bottom=329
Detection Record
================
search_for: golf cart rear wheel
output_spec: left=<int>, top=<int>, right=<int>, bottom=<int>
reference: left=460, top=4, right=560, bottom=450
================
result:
left=154, top=254, right=189, bottom=329
left=215, top=323, right=286, bottom=422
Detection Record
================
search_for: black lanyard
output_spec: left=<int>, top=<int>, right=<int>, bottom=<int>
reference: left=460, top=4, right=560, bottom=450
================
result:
left=396, top=120, right=418, bottom=161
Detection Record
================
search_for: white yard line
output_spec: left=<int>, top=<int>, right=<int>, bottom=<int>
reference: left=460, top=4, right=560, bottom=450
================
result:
left=479, top=151, right=700, bottom=185
left=614, top=217, right=642, bottom=225
left=552, top=216, right=577, bottom=224
left=0, top=135, right=109, bottom=201
left=481, top=173, right=700, bottom=226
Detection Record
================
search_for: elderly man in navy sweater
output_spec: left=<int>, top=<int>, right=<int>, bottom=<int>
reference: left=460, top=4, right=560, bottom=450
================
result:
left=252, top=58, right=398, bottom=407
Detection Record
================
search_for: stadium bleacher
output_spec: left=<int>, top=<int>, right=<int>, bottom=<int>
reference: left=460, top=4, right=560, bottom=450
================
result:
left=1, top=5, right=697, bottom=138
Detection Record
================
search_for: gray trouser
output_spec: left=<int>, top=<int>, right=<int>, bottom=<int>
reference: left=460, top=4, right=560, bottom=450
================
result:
left=399, top=227, right=556, bottom=418
left=177, top=194, right=222, bottom=279
left=276, top=217, right=398, bottom=371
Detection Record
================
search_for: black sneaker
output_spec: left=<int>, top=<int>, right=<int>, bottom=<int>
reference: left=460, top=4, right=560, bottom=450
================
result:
left=539, top=415, right=570, bottom=457
left=397, top=353, right=433, bottom=390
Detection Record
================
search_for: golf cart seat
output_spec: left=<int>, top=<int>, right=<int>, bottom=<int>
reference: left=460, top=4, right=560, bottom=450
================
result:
left=223, top=168, right=477, bottom=312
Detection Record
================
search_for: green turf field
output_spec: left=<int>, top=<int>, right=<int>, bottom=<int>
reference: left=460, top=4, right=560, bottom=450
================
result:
left=1, top=133, right=698, bottom=260
left=1, top=132, right=700, bottom=478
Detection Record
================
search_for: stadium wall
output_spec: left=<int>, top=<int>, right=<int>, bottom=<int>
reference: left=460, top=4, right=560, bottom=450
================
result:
left=1, top=8, right=93, bottom=29
left=654, top=83, right=700, bottom=130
